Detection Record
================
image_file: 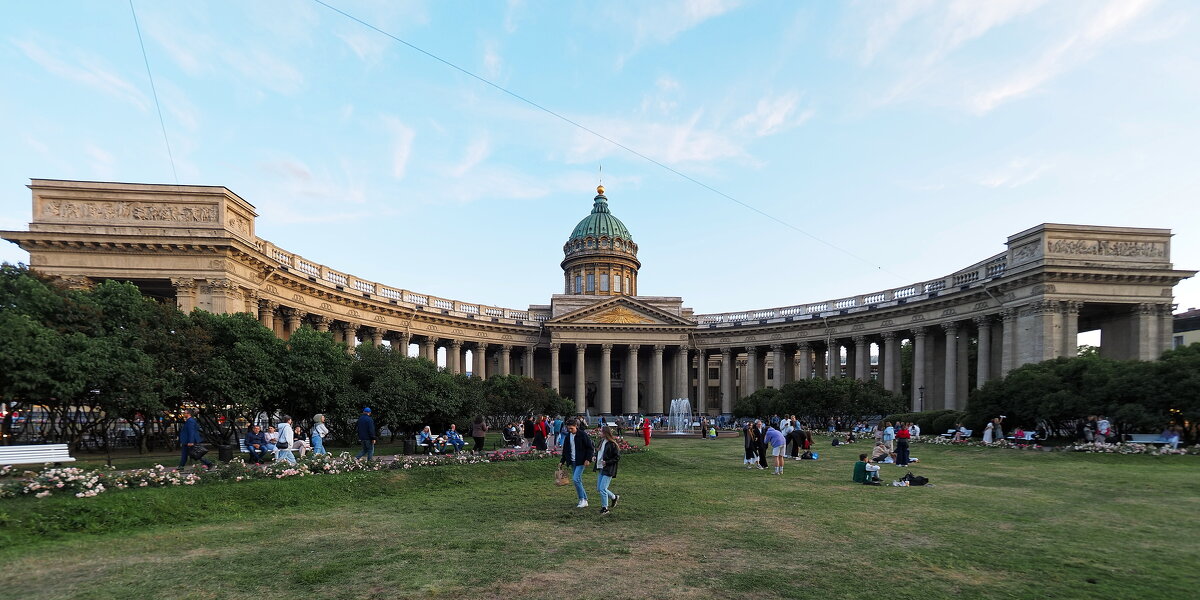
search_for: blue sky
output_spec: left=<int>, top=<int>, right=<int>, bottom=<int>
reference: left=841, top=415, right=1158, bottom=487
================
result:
left=1, top=0, right=1198, bottom=321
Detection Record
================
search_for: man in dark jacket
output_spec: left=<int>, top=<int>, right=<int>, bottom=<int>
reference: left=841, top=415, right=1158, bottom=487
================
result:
left=559, top=419, right=594, bottom=508
left=356, top=407, right=376, bottom=460
left=244, top=424, right=269, bottom=464
left=179, top=409, right=212, bottom=468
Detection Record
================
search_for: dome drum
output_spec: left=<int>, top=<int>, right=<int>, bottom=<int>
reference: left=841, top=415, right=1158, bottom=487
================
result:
left=562, top=186, right=640, bottom=297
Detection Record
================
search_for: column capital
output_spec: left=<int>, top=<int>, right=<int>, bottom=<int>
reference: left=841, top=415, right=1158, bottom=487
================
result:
left=796, top=341, right=811, bottom=351
left=941, top=321, right=958, bottom=334
left=770, top=344, right=783, bottom=352
left=628, top=344, right=641, bottom=351
left=654, top=344, right=666, bottom=353
left=499, top=343, right=511, bottom=351
left=719, top=347, right=731, bottom=357
left=549, top=343, right=561, bottom=351
left=1157, top=303, right=1176, bottom=317
left=881, top=331, right=896, bottom=342
left=973, top=315, right=992, bottom=327
left=426, top=335, right=440, bottom=344
left=911, top=326, right=927, bottom=339
left=745, top=345, right=758, bottom=355
left=259, top=299, right=279, bottom=311
left=169, top=277, right=198, bottom=292
left=312, top=315, right=332, bottom=329
left=282, top=307, right=306, bottom=319
left=852, top=335, right=866, bottom=346
left=1063, top=300, right=1083, bottom=315
left=1001, top=307, right=1018, bottom=322
left=601, top=343, right=614, bottom=352
left=343, top=322, right=359, bottom=335
left=575, top=343, right=587, bottom=354
left=473, top=341, right=487, bottom=350
left=450, top=339, right=463, bottom=350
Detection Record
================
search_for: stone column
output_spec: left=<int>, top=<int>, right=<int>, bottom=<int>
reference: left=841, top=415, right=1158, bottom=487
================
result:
left=598, top=344, right=613, bottom=415
left=523, top=346, right=535, bottom=379
left=695, top=349, right=708, bottom=413
left=575, top=344, right=587, bottom=414
left=975, top=316, right=991, bottom=389
left=745, top=346, right=759, bottom=393
left=500, top=345, right=512, bottom=376
left=257, top=300, right=277, bottom=333
left=281, top=308, right=303, bottom=340
left=1001, top=308, right=1017, bottom=376
left=797, top=342, right=812, bottom=380
left=474, top=343, right=487, bottom=378
left=912, top=327, right=926, bottom=411
left=651, top=345, right=665, bottom=414
left=881, top=332, right=897, bottom=392
left=550, top=343, right=561, bottom=392
left=771, top=345, right=786, bottom=388
left=424, top=337, right=438, bottom=362
left=171, top=278, right=198, bottom=313
left=371, top=328, right=384, bottom=347
left=853, top=336, right=868, bottom=382
left=242, top=290, right=258, bottom=315
left=1158, top=304, right=1175, bottom=355
left=719, top=348, right=734, bottom=415
left=1062, top=301, right=1081, bottom=358
left=312, top=316, right=332, bottom=333
left=674, top=347, right=689, bottom=400
left=826, top=341, right=838, bottom=379
left=344, top=323, right=359, bottom=355
left=395, top=332, right=410, bottom=357
left=449, top=340, right=463, bottom=374
left=943, top=322, right=958, bottom=411
left=625, top=344, right=640, bottom=414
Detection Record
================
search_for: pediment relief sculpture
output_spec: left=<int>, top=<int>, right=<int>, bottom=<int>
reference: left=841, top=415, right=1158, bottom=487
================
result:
left=583, top=306, right=655, bottom=324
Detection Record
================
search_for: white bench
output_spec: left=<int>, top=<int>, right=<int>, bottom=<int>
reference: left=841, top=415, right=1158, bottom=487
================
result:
left=1125, top=433, right=1176, bottom=447
left=0, top=444, right=76, bottom=466
left=940, top=429, right=973, bottom=439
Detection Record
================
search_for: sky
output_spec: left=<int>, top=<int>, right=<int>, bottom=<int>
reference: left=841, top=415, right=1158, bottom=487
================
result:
left=1, top=0, right=1198, bottom=323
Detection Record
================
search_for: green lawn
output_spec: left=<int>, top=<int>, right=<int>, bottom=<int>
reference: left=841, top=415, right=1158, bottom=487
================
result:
left=1, top=436, right=1196, bottom=599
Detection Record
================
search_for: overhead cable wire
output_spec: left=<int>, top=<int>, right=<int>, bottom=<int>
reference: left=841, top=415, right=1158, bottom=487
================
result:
left=129, top=0, right=179, bottom=184
left=312, top=0, right=902, bottom=280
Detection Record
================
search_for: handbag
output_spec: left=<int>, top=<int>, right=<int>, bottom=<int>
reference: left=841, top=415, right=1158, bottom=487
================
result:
left=276, top=441, right=289, bottom=450
left=554, top=466, right=568, bottom=486
left=188, top=444, right=209, bottom=459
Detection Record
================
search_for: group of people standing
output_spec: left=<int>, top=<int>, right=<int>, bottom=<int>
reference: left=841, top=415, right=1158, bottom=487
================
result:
left=559, top=420, right=623, bottom=515
left=742, top=417, right=813, bottom=474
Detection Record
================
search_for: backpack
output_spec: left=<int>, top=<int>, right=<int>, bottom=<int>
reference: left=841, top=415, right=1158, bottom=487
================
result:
left=801, top=451, right=816, bottom=460
left=901, top=472, right=929, bottom=486
left=831, top=438, right=841, bottom=447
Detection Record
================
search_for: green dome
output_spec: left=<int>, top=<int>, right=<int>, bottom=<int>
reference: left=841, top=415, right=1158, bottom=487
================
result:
left=568, top=188, right=633, bottom=242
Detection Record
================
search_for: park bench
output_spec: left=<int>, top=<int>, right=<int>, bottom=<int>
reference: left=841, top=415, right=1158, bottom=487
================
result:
left=0, top=443, right=76, bottom=466
left=941, top=429, right=972, bottom=440
left=1124, top=433, right=1176, bottom=447
left=1006, top=432, right=1037, bottom=442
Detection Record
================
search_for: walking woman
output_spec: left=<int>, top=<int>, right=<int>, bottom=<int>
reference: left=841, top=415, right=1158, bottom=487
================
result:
left=311, top=414, right=329, bottom=455
left=276, top=415, right=296, bottom=464
left=532, top=415, right=549, bottom=451
left=470, top=416, right=488, bottom=454
left=594, top=426, right=622, bottom=515
left=883, top=421, right=895, bottom=452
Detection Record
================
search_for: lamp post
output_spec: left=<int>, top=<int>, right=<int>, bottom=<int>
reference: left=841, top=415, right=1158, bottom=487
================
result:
left=918, top=386, right=925, bottom=413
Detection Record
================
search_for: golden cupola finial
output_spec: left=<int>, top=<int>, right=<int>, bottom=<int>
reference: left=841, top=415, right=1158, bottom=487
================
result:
left=597, top=184, right=605, bottom=195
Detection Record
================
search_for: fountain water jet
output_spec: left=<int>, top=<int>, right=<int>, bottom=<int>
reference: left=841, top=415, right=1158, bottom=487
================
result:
left=667, top=398, right=693, bottom=435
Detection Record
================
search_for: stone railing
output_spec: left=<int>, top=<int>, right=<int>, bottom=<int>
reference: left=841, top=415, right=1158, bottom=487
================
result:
left=695, top=251, right=1009, bottom=327
left=257, top=239, right=533, bottom=324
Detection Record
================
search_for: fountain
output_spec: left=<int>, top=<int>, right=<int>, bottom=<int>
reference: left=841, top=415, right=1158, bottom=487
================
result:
left=667, top=398, right=693, bottom=435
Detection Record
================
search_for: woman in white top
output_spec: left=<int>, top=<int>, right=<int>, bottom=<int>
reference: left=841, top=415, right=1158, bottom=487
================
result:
left=982, top=421, right=994, bottom=444
left=311, top=414, right=329, bottom=455
left=276, top=416, right=296, bottom=464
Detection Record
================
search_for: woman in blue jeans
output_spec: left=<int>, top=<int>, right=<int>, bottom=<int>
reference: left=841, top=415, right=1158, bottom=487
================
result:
left=594, top=426, right=622, bottom=515
left=559, top=419, right=595, bottom=508
left=311, top=414, right=329, bottom=455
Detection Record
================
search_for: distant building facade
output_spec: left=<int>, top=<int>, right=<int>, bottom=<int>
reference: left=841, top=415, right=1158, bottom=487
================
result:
left=1173, top=307, right=1200, bottom=348
left=3, top=179, right=1195, bottom=415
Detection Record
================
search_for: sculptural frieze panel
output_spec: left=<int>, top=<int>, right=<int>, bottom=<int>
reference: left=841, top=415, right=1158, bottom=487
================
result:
left=1012, top=240, right=1041, bottom=264
left=584, top=306, right=654, bottom=324
left=39, top=199, right=218, bottom=223
left=1046, top=238, right=1165, bottom=259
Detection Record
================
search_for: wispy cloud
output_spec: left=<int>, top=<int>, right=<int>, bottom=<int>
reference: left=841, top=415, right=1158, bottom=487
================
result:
left=482, top=40, right=503, bottom=79
left=11, top=37, right=148, bottom=110
left=84, top=144, right=117, bottom=179
left=978, top=158, right=1052, bottom=188
left=142, top=15, right=304, bottom=94
left=382, top=117, right=416, bottom=180
left=969, top=0, right=1156, bottom=113
left=734, top=92, right=813, bottom=137
left=338, top=30, right=389, bottom=63
left=256, top=158, right=373, bottom=223
left=612, top=0, right=743, bottom=66
left=565, top=110, right=747, bottom=165
left=447, top=136, right=491, bottom=178
left=504, top=0, right=526, bottom=33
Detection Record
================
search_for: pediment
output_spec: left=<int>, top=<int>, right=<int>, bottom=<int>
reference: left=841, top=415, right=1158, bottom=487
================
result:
left=547, top=296, right=694, bottom=327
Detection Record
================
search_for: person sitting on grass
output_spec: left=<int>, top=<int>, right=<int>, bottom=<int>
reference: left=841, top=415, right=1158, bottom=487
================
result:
left=444, top=424, right=465, bottom=453
left=871, top=443, right=892, bottom=463
left=244, top=424, right=269, bottom=464
left=853, top=454, right=882, bottom=485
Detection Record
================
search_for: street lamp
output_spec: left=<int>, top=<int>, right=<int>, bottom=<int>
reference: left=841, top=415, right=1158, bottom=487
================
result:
left=918, top=386, right=925, bottom=413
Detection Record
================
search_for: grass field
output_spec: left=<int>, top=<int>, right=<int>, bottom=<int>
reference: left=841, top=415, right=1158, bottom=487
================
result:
left=1, top=435, right=1197, bottom=600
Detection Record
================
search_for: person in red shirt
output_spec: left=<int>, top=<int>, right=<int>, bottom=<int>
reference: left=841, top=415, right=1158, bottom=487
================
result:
left=640, top=417, right=652, bottom=447
left=895, top=422, right=912, bottom=466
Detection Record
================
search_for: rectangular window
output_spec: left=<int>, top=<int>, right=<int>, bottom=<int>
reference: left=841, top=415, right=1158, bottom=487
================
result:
left=767, top=368, right=774, bottom=380
left=1175, top=335, right=1184, bottom=348
left=614, top=275, right=621, bottom=293
left=708, top=367, right=719, bottom=380
left=600, top=274, right=609, bottom=292
left=575, top=276, right=582, bottom=294
left=587, top=274, right=595, bottom=292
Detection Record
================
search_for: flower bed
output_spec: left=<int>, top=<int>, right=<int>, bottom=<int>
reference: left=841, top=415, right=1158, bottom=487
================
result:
left=0, top=448, right=563, bottom=501
left=914, top=435, right=1198, bottom=455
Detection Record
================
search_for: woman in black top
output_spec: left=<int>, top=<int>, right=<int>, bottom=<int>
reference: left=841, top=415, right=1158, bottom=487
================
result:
left=594, top=426, right=621, bottom=515
left=743, top=423, right=758, bottom=469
